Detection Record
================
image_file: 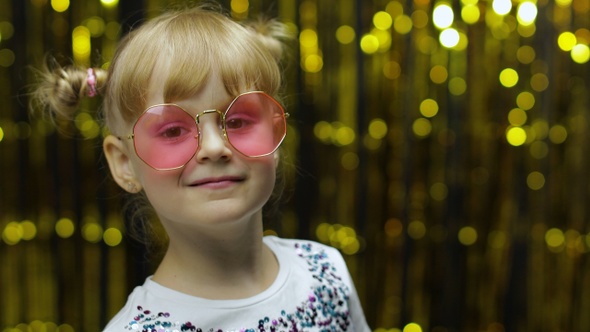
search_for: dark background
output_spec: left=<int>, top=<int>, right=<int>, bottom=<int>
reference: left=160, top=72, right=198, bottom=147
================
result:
left=1, top=0, right=589, bottom=331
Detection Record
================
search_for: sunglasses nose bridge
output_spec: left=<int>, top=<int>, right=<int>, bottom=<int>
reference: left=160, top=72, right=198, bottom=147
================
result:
left=195, top=109, right=223, bottom=125
left=193, top=109, right=227, bottom=151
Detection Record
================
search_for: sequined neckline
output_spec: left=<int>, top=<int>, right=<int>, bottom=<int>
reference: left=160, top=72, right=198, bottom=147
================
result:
left=142, top=236, right=290, bottom=308
left=118, top=238, right=354, bottom=332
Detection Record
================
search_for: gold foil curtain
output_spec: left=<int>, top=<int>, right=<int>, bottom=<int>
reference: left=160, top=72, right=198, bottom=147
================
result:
left=1, top=0, right=589, bottom=331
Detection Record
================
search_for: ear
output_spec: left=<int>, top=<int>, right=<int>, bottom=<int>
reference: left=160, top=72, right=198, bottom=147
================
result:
left=103, top=135, right=142, bottom=193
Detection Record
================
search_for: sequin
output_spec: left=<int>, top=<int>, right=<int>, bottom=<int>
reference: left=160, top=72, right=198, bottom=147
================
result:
left=122, top=242, right=352, bottom=332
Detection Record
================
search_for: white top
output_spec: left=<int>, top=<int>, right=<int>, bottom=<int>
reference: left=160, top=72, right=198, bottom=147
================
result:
left=103, top=236, right=370, bottom=332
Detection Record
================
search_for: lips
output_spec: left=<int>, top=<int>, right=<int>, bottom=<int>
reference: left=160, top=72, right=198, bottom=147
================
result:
left=189, top=175, right=245, bottom=187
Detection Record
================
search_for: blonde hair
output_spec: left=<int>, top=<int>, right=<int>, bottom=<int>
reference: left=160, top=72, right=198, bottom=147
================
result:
left=32, top=4, right=290, bottom=133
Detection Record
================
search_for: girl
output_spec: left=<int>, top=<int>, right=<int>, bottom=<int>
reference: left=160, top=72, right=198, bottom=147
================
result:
left=33, top=4, right=370, bottom=332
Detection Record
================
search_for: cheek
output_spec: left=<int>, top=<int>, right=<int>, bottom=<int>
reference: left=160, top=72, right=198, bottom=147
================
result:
left=257, top=158, right=278, bottom=192
left=139, top=170, right=183, bottom=216
left=135, top=163, right=181, bottom=196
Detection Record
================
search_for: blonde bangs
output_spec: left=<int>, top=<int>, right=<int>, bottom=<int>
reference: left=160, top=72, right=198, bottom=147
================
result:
left=104, top=7, right=282, bottom=131
left=162, top=11, right=282, bottom=101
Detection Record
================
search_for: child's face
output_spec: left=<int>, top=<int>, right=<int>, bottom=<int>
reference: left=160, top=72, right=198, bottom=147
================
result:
left=126, top=70, right=278, bottom=232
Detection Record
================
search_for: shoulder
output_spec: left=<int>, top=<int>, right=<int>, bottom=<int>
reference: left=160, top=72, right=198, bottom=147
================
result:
left=264, top=235, right=340, bottom=253
left=102, top=288, right=141, bottom=332
left=264, top=236, right=352, bottom=284
left=102, top=280, right=163, bottom=332
left=265, top=236, right=371, bottom=330
left=264, top=236, right=344, bottom=263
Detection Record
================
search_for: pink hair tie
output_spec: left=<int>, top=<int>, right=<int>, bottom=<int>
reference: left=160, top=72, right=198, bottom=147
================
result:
left=86, top=68, right=97, bottom=97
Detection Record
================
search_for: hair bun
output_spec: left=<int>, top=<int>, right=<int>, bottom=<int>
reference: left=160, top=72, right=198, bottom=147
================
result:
left=30, top=59, right=107, bottom=121
left=245, top=18, right=293, bottom=62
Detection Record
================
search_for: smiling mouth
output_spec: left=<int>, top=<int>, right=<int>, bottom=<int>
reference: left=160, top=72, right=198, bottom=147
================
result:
left=189, top=176, right=244, bottom=187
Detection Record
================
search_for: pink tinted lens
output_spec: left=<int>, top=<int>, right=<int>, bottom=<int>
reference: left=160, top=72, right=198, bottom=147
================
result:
left=133, top=105, right=199, bottom=170
left=225, top=92, right=286, bottom=157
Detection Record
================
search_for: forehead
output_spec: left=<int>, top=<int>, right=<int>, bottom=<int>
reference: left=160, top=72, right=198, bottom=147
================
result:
left=146, top=65, right=239, bottom=111
left=142, top=37, right=252, bottom=108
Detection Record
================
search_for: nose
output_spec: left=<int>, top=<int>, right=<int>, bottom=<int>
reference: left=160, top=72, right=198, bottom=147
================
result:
left=194, top=110, right=232, bottom=162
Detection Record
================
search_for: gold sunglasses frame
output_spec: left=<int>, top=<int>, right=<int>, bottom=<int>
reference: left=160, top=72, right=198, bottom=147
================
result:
left=118, top=91, right=289, bottom=171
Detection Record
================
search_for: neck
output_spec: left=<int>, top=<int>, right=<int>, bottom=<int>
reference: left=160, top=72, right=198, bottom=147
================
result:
left=151, top=211, right=278, bottom=299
